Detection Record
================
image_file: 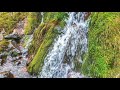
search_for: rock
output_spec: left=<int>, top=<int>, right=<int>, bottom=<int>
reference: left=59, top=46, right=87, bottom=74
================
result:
left=0, top=71, right=14, bottom=78
left=11, top=40, right=21, bottom=51
left=12, top=19, right=26, bottom=36
left=0, top=33, right=3, bottom=41
left=1, top=59, right=6, bottom=66
left=6, top=55, right=13, bottom=61
left=0, top=52, right=8, bottom=59
left=11, top=51, right=19, bottom=57
left=17, top=61, right=21, bottom=65
left=84, top=12, right=91, bottom=21
left=10, top=56, right=23, bottom=63
left=4, top=34, right=21, bottom=41
left=0, top=53, right=7, bottom=66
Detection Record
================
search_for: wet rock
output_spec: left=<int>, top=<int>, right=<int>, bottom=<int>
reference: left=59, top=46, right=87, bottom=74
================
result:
left=84, top=12, right=91, bottom=21
left=0, top=71, right=14, bottom=78
left=11, top=51, right=19, bottom=57
left=6, top=55, right=13, bottom=61
left=1, top=59, right=7, bottom=66
left=11, top=40, right=21, bottom=51
left=4, top=34, right=21, bottom=41
left=0, top=53, right=7, bottom=66
left=17, top=61, right=21, bottom=65
left=10, top=56, right=23, bottom=63
left=0, top=53, right=7, bottom=59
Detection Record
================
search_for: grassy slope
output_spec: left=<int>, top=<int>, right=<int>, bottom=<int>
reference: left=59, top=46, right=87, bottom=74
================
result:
left=82, top=12, right=120, bottom=78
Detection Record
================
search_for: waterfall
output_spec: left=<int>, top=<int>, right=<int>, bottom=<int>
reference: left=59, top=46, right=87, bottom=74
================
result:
left=39, top=12, right=89, bottom=78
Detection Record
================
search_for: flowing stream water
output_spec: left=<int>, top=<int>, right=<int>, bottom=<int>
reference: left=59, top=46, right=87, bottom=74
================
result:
left=39, top=12, right=89, bottom=78
left=0, top=12, right=89, bottom=78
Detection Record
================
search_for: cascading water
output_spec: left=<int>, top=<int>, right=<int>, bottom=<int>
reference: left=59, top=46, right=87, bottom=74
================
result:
left=39, top=12, right=89, bottom=78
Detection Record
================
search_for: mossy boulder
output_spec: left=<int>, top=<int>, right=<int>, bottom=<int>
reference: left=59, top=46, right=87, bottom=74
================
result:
left=82, top=12, right=120, bottom=78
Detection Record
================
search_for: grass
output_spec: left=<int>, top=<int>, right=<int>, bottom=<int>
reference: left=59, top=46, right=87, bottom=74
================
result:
left=81, top=12, right=120, bottom=78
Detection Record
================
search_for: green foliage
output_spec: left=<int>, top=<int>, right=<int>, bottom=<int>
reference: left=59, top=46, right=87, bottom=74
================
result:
left=0, top=12, right=28, bottom=34
left=82, top=12, right=120, bottom=78
left=24, top=12, right=42, bottom=35
left=43, top=12, right=68, bottom=27
left=0, top=39, right=9, bottom=52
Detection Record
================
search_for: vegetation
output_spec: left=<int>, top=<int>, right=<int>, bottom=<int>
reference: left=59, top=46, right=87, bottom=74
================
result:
left=0, top=12, right=28, bottom=34
left=82, top=12, right=120, bottom=78
left=27, top=12, right=68, bottom=75
left=0, top=39, right=9, bottom=52
left=1, top=12, right=120, bottom=78
left=24, top=12, right=42, bottom=35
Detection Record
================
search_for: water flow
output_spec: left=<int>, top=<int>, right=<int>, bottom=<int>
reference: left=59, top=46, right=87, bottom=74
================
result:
left=39, top=12, right=89, bottom=78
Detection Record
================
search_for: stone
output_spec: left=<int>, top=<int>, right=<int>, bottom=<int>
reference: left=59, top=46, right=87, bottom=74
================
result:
left=0, top=71, right=14, bottom=78
left=84, top=12, right=91, bottom=21
left=0, top=33, right=3, bottom=41
left=4, top=34, right=21, bottom=41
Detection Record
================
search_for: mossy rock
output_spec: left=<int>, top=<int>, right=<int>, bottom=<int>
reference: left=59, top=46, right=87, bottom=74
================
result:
left=0, top=12, right=28, bottom=34
left=24, top=12, right=42, bottom=35
left=27, top=12, right=68, bottom=75
left=27, top=23, right=58, bottom=75
left=81, top=12, right=120, bottom=78
left=0, top=39, right=9, bottom=52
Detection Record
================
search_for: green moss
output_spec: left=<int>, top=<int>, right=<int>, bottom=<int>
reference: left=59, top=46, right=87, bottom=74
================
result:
left=81, top=12, right=120, bottom=78
left=27, top=12, right=68, bottom=75
left=24, top=12, right=42, bottom=35
left=28, top=23, right=47, bottom=56
left=0, top=12, right=28, bottom=34
left=0, top=39, right=9, bottom=52
left=27, top=23, right=58, bottom=75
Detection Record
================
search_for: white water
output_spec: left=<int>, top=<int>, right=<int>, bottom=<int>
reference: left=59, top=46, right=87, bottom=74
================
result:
left=39, top=12, right=89, bottom=78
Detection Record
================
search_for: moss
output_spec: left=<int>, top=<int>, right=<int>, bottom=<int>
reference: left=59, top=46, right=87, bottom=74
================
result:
left=27, top=23, right=58, bottom=75
left=81, top=12, right=120, bottom=78
left=24, top=12, right=42, bottom=35
left=28, top=23, right=47, bottom=56
left=0, top=39, right=9, bottom=52
left=0, top=12, right=28, bottom=34
left=27, top=12, right=68, bottom=75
